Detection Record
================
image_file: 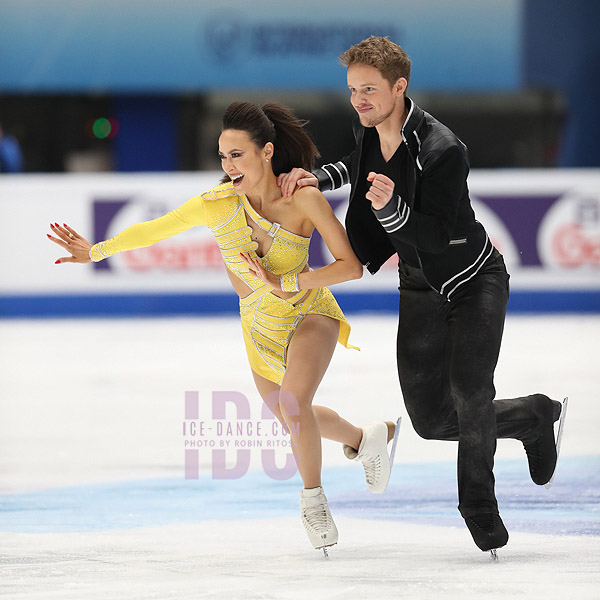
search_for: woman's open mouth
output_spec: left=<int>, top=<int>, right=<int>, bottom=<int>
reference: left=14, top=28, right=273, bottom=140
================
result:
left=231, top=173, right=244, bottom=186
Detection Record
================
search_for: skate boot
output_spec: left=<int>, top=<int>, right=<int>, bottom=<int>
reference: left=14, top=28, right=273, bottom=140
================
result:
left=300, top=487, right=338, bottom=556
left=522, top=395, right=564, bottom=486
left=464, top=513, right=509, bottom=558
left=343, top=421, right=397, bottom=494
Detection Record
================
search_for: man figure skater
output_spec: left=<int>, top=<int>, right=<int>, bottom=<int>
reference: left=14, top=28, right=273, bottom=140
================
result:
left=279, top=36, right=565, bottom=555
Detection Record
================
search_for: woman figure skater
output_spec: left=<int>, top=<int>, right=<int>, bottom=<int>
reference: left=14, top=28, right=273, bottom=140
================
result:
left=47, top=101, right=398, bottom=554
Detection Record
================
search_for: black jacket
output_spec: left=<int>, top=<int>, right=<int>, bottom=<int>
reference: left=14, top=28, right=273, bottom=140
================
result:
left=315, top=97, right=494, bottom=300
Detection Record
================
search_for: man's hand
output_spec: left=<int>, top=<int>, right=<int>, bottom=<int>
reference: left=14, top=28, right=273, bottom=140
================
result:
left=277, top=168, right=318, bottom=198
left=366, top=172, right=395, bottom=210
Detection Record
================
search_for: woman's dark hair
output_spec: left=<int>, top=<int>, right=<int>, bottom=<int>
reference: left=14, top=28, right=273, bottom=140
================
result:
left=221, top=101, right=319, bottom=179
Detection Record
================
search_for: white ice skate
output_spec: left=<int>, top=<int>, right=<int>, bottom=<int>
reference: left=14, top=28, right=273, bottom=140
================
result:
left=300, top=486, right=338, bottom=557
left=343, top=418, right=401, bottom=494
left=545, top=397, right=569, bottom=490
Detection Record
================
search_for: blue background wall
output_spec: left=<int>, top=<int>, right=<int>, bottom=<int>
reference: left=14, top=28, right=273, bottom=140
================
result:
left=523, top=0, right=600, bottom=167
left=2, top=0, right=598, bottom=169
left=0, top=0, right=521, bottom=92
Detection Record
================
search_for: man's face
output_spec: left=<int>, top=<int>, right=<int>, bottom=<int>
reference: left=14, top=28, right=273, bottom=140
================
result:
left=347, top=63, right=404, bottom=128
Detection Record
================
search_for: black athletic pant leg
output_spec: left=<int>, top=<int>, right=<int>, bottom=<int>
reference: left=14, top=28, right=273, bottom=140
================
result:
left=396, top=251, right=510, bottom=517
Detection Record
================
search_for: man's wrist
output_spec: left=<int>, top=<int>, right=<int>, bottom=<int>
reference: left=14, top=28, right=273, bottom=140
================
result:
left=372, top=195, right=411, bottom=233
left=371, top=196, right=396, bottom=216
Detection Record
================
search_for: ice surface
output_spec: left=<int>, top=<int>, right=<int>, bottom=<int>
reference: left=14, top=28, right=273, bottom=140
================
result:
left=0, top=315, right=598, bottom=599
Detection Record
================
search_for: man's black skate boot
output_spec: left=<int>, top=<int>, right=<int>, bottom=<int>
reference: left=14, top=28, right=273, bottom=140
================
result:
left=522, top=395, right=563, bottom=486
left=464, top=513, right=509, bottom=552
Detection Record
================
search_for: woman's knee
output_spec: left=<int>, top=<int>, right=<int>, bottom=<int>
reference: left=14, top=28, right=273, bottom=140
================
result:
left=277, top=388, right=312, bottom=420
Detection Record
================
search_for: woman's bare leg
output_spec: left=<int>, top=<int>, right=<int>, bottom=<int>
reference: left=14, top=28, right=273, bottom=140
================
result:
left=279, top=314, right=339, bottom=488
left=252, top=372, right=363, bottom=450
left=251, top=315, right=348, bottom=488
left=251, top=315, right=396, bottom=488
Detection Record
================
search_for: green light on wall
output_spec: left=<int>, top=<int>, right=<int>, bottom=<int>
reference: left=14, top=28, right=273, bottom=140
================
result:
left=92, top=118, right=119, bottom=139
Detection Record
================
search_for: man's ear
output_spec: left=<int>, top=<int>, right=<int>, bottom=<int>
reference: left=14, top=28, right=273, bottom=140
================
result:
left=394, top=77, right=408, bottom=97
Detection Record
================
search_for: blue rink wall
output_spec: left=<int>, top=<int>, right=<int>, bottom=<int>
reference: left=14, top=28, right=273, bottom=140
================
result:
left=0, top=290, right=599, bottom=319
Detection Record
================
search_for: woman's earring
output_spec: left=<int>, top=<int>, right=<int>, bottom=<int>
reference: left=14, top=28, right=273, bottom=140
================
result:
left=266, top=158, right=270, bottom=162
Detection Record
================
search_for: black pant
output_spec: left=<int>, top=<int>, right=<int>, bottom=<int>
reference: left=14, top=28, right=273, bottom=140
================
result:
left=397, top=250, right=543, bottom=517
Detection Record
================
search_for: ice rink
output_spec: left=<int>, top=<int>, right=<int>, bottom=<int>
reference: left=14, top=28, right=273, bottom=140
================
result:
left=1, top=313, right=599, bottom=599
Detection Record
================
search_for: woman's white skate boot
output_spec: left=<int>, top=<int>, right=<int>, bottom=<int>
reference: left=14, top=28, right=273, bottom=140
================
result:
left=300, top=486, right=338, bottom=557
left=343, top=420, right=399, bottom=494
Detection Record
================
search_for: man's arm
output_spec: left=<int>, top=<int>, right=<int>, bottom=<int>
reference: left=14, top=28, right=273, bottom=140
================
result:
left=313, top=154, right=353, bottom=192
left=367, top=145, right=468, bottom=254
left=278, top=152, right=354, bottom=197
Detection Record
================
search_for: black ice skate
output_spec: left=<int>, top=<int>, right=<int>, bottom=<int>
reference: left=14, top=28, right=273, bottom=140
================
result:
left=543, top=397, right=568, bottom=490
left=523, top=396, right=567, bottom=487
left=464, top=513, right=509, bottom=560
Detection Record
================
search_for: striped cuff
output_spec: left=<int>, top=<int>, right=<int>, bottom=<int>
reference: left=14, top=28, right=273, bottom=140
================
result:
left=314, top=161, right=350, bottom=192
left=280, top=272, right=300, bottom=293
left=89, top=243, right=108, bottom=262
left=372, top=195, right=410, bottom=234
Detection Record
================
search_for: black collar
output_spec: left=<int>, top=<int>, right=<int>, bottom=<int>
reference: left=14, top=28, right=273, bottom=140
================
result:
left=401, top=97, right=425, bottom=159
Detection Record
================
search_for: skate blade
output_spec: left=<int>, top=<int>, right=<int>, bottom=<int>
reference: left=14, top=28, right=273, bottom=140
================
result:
left=545, top=397, right=568, bottom=490
left=388, top=417, right=402, bottom=473
left=319, top=543, right=337, bottom=559
left=490, top=549, right=499, bottom=561
left=377, top=417, right=402, bottom=495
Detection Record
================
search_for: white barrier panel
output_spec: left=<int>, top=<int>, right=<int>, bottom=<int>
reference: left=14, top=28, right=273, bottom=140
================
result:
left=0, top=170, right=599, bottom=314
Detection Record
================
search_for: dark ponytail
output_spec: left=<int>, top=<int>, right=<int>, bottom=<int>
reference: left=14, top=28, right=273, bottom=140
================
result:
left=221, top=101, right=319, bottom=176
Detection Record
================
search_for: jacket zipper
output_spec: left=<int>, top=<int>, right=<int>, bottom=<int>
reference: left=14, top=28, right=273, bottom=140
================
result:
left=400, top=128, right=440, bottom=296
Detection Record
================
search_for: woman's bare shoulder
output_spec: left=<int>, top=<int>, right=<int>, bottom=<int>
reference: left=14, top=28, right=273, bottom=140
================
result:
left=289, top=185, right=326, bottom=208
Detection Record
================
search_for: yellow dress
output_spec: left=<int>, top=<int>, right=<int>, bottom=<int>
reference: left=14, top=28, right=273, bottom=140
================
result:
left=90, top=181, right=356, bottom=384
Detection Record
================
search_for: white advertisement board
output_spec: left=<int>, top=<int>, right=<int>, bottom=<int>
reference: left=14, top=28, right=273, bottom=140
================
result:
left=0, top=170, right=599, bottom=314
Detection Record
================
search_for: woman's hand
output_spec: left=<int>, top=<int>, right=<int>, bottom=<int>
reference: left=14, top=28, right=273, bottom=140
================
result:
left=47, top=223, right=93, bottom=264
left=240, top=252, right=281, bottom=290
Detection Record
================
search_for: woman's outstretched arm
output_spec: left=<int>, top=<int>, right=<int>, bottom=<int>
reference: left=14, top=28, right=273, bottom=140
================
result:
left=47, top=194, right=207, bottom=264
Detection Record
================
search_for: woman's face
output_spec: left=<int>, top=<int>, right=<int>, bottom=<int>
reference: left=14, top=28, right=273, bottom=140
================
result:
left=218, top=129, right=271, bottom=194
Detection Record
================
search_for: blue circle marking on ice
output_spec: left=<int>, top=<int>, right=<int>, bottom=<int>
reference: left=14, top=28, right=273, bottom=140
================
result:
left=329, top=456, right=600, bottom=537
left=0, top=457, right=597, bottom=535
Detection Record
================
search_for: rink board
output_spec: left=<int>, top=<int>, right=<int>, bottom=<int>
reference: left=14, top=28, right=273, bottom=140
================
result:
left=1, top=170, right=599, bottom=316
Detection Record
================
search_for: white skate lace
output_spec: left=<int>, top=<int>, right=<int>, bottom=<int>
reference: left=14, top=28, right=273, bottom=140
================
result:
left=302, top=501, right=332, bottom=535
left=362, top=454, right=382, bottom=487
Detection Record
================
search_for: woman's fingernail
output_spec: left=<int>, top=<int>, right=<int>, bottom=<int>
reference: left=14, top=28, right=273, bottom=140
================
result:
left=55, top=260, right=61, bottom=264
left=47, top=234, right=52, bottom=238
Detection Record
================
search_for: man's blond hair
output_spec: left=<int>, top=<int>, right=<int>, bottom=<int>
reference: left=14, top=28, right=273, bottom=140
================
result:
left=340, top=36, right=411, bottom=89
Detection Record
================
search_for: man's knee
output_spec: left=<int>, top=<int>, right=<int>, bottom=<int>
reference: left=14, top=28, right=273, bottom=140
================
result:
left=411, top=417, right=444, bottom=440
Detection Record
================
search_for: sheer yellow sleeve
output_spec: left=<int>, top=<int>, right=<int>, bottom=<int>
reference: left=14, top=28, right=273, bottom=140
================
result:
left=89, top=194, right=206, bottom=262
